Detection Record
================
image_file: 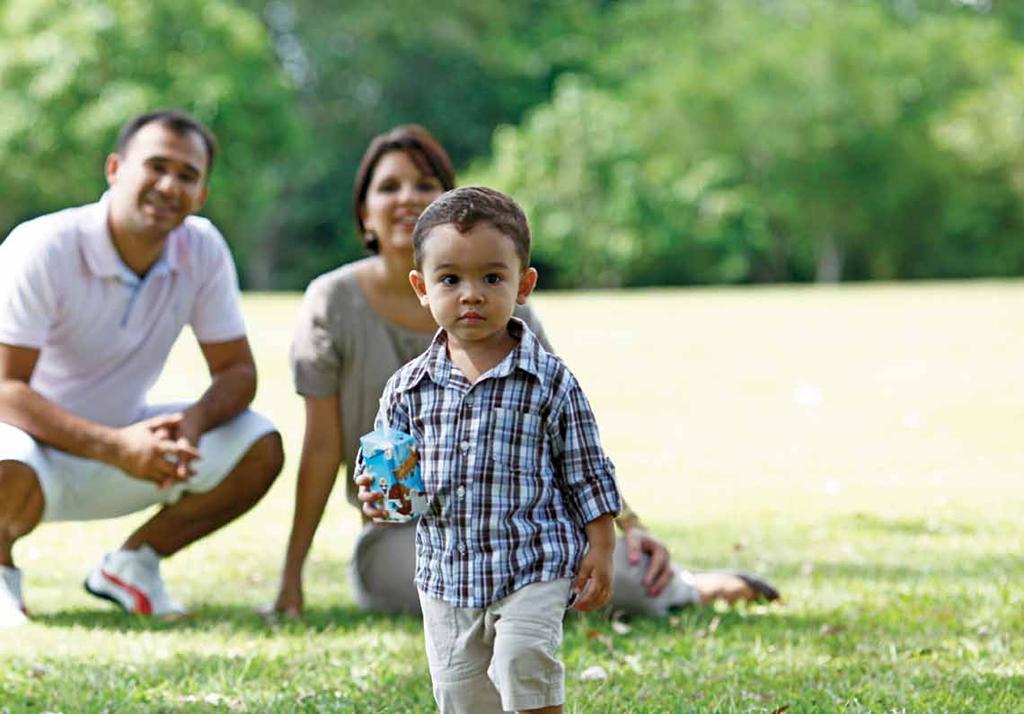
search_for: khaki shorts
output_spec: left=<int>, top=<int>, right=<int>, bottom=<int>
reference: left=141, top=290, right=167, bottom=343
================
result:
left=0, top=404, right=276, bottom=522
left=419, top=579, right=572, bottom=713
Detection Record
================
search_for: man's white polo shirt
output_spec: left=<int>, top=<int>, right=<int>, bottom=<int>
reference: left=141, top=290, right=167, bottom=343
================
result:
left=0, top=195, right=247, bottom=427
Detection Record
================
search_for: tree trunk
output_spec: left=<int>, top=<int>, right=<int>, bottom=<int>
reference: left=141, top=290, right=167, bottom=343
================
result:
left=245, top=202, right=287, bottom=290
left=815, top=232, right=843, bottom=283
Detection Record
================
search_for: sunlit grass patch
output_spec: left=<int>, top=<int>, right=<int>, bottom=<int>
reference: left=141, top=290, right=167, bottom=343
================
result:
left=5, top=282, right=1024, bottom=711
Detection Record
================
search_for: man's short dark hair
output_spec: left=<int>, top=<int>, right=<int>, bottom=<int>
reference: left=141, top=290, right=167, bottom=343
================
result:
left=413, top=186, right=531, bottom=270
left=116, top=109, right=219, bottom=176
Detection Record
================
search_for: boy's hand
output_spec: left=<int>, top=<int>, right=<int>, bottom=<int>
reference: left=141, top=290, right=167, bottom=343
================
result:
left=355, top=471, right=388, bottom=520
left=574, top=513, right=616, bottom=611
left=573, top=544, right=614, bottom=611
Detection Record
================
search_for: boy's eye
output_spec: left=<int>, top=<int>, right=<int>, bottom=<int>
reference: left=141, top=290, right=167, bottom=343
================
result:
left=483, top=274, right=502, bottom=285
left=439, top=275, right=459, bottom=286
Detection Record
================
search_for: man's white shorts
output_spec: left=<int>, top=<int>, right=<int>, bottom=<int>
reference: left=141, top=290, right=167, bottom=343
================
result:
left=0, top=403, right=276, bottom=522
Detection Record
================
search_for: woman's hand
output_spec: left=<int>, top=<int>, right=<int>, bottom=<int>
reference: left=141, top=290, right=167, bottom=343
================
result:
left=265, top=396, right=345, bottom=622
left=270, top=576, right=304, bottom=618
left=623, top=526, right=674, bottom=596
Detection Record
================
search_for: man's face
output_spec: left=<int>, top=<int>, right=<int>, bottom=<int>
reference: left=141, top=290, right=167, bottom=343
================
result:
left=105, top=121, right=209, bottom=241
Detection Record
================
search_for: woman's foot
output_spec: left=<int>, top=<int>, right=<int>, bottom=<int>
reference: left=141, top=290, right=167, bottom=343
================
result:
left=692, top=571, right=780, bottom=605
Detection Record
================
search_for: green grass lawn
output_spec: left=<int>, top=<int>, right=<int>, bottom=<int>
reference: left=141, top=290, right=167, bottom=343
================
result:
left=4, top=281, right=1023, bottom=712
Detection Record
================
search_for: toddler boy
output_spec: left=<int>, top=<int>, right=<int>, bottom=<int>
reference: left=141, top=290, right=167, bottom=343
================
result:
left=356, top=186, right=621, bottom=714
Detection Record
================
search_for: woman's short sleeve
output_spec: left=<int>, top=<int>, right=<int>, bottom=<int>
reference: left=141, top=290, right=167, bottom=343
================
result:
left=290, top=274, right=345, bottom=397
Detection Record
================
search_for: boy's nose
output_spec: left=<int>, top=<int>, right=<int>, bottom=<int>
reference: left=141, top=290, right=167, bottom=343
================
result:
left=460, top=285, right=483, bottom=303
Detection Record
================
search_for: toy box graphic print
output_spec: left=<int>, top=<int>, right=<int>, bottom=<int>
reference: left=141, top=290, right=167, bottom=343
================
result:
left=359, top=427, right=428, bottom=523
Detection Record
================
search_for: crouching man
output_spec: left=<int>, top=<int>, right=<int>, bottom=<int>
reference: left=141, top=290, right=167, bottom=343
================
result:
left=0, top=109, right=283, bottom=627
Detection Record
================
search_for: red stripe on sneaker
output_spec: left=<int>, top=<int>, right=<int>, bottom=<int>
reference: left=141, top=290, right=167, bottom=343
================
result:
left=100, top=569, right=152, bottom=615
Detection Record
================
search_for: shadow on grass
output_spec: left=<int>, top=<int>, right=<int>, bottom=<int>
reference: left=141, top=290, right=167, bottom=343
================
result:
left=32, top=549, right=1023, bottom=636
left=31, top=602, right=421, bottom=634
left=774, top=552, right=1024, bottom=582
left=841, top=512, right=978, bottom=536
left=4, top=650, right=436, bottom=713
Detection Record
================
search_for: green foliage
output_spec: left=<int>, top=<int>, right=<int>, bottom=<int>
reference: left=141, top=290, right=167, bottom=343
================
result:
left=241, top=0, right=611, bottom=288
left=4, top=0, right=1024, bottom=288
left=0, top=0, right=304, bottom=286
left=473, top=0, right=1024, bottom=287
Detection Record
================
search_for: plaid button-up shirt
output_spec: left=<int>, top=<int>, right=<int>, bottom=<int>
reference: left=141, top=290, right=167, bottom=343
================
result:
left=358, top=319, right=621, bottom=608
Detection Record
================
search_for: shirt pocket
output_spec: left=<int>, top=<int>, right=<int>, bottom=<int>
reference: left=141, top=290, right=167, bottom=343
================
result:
left=488, top=407, right=543, bottom=473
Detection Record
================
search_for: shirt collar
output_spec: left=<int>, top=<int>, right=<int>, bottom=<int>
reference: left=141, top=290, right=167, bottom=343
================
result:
left=80, top=192, right=180, bottom=282
left=491, top=318, right=545, bottom=384
left=407, top=317, right=545, bottom=390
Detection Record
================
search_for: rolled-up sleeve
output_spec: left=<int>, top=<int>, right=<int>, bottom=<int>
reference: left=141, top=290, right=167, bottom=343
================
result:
left=552, top=380, right=621, bottom=525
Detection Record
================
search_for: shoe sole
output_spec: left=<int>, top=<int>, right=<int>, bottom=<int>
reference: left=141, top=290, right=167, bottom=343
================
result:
left=84, top=571, right=188, bottom=617
left=83, top=575, right=133, bottom=613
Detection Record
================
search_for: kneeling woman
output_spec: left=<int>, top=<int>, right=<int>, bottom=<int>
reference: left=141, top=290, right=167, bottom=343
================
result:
left=271, top=124, right=780, bottom=617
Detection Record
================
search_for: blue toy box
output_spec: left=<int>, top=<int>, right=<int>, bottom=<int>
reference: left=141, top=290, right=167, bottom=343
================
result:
left=359, top=427, right=428, bottom=523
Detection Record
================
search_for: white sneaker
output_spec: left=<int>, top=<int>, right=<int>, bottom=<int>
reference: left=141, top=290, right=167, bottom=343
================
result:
left=84, top=545, right=188, bottom=616
left=0, top=565, right=29, bottom=628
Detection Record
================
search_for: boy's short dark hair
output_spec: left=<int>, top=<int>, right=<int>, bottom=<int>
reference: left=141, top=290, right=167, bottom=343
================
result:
left=413, top=186, right=531, bottom=270
left=116, top=109, right=219, bottom=176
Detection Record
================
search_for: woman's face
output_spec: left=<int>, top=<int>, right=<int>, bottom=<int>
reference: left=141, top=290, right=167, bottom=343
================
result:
left=361, top=150, right=444, bottom=256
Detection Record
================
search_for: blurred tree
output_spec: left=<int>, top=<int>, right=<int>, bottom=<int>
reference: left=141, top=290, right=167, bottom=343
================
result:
left=473, top=0, right=1024, bottom=287
left=5, top=0, right=1024, bottom=288
left=0, top=0, right=305, bottom=287
left=883, top=0, right=1024, bottom=42
left=239, top=0, right=613, bottom=288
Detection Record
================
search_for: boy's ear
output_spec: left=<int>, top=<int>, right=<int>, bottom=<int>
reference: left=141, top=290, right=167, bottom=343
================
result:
left=516, top=267, right=538, bottom=305
left=409, top=270, right=430, bottom=306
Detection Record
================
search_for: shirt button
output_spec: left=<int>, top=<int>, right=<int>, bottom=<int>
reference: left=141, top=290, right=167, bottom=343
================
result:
left=459, top=440, right=471, bottom=453
left=465, top=396, right=474, bottom=406
left=456, top=485, right=466, bottom=499
left=457, top=543, right=467, bottom=555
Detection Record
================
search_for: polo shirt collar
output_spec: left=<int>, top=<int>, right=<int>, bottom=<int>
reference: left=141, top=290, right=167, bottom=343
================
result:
left=80, top=192, right=181, bottom=281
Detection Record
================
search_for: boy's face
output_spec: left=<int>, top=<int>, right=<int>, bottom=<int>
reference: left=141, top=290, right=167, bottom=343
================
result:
left=409, top=221, right=537, bottom=346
